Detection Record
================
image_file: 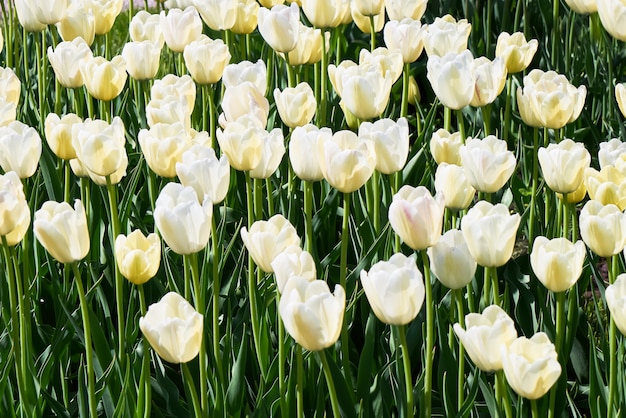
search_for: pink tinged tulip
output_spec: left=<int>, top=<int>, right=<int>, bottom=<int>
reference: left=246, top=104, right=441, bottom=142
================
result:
left=240, top=214, right=301, bottom=273
left=470, top=56, right=507, bottom=107
left=0, top=121, right=42, bottom=179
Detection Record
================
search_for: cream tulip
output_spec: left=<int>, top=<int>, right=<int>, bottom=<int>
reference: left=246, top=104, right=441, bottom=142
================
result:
left=289, top=124, right=331, bottom=182
left=470, top=56, right=507, bottom=107
left=495, top=32, right=538, bottom=74
left=301, top=0, right=348, bottom=28
left=0, top=99, right=16, bottom=128
left=160, top=7, right=203, bottom=53
left=351, top=4, right=385, bottom=34
left=430, top=128, right=463, bottom=165
left=388, top=185, right=445, bottom=251
left=139, top=292, right=203, bottom=363
left=538, top=138, right=591, bottom=194
left=353, top=0, right=384, bottom=17
left=151, top=74, right=196, bottom=114
left=47, top=38, right=93, bottom=89
left=317, top=130, right=376, bottom=193
left=33, top=200, right=90, bottom=264
left=286, top=24, right=328, bottom=65
left=240, top=214, right=301, bottom=273
left=597, top=0, right=626, bottom=41
left=564, top=0, right=597, bottom=14
left=358, top=117, right=409, bottom=175
left=453, top=305, right=518, bottom=372
left=220, top=82, right=270, bottom=128
left=274, top=83, right=317, bottom=128
left=80, top=55, right=127, bottom=101
left=501, top=333, right=561, bottom=400
left=115, top=230, right=161, bottom=285
left=14, top=0, right=46, bottom=32
left=427, top=50, right=475, bottom=110
left=45, top=113, right=81, bottom=160
left=530, top=236, right=586, bottom=292
left=257, top=3, right=300, bottom=53
left=616, top=83, right=626, bottom=119
left=176, top=145, right=230, bottom=204
left=422, top=14, right=471, bottom=57
left=122, top=41, right=162, bottom=81
left=332, top=64, right=394, bottom=121
left=192, top=0, right=237, bottom=31
left=130, top=10, right=164, bottom=46
left=383, top=19, right=424, bottom=64
left=0, top=121, right=42, bottom=179
left=154, top=183, right=212, bottom=255
left=0, top=67, right=21, bottom=106
left=146, top=97, right=192, bottom=129
left=384, top=0, right=427, bottom=20
left=215, top=115, right=264, bottom=171
left=434, top=163, right=476, bottom=211
left=85, top=0, right=124, bottom=35
left=585, top=166, right=626, bottom=210
left=606, top=273, right=626, bottom=335
left=460, top=135, right=516, bottom=193
left=428, top=229, right=476, bottom=289
left=279, top=277, right=345, bottom=351
left=184, top=36, right=231, bottom=85
left=360, top=253, right=425, bottom=325
left=359, top=47, right=404, bottom=83
left=461, top=201, right=521, bottom=267
left=599, top=138, right=626, bottom=169
left=56, top=2, right=95, bottom=46
left=71, top=117, right=127, bottom=178
left=0, top=172, right=29, bottom=237
left=232, top=0, right=260, bottom=34
left=31, top=0, right=68, bottom=25
left=250, top=129, right=285, bottom=179
left=222, top=60, right=267, bottom=94
left=579, top=200, right=626, bottom=257
left=139, top=122, right=192, bottom=178
left=271, top=245, right=317, bottom=294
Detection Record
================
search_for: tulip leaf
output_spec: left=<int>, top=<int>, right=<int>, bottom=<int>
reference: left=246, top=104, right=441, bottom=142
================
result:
left=323, top=351, right=357, bottom=418
left=226, top=329, right=248, bottom=417
left=356, top=313, right=376, bottom=406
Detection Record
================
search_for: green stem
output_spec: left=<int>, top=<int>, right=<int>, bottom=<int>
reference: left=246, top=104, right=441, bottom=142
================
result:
left=444, top=106, right=452, bottom=132
left=372, top=171, right=380, bottom=234
left=401, top=63, right=410, bottom=118
left=397, top=325, right=414, bottom=418
left=318, top=28, right=328, bottom=125
left=456, top=109, right=466, bottom=140
left=490, top=266, right=501, bottom=306
left=497, top=369, right=513, bottom=418
left=138, top=285, right=152, bottom=418
left=285, top=53, right=296, bottom=88
left=369, top=15, right=376, bottom=51
left=551, top=0, right=559, bottom=70
left=608, top=254, right=619, bottom=416
left=106, top=176, right=125, bottom=365
left=454, top=289, right=465, bottom=410
left=503, top=77, right=512, bottom=145
left=318, top=349, right=342, bottom=418
left=339, top=192, right=353, bottom=392
left=548, top=291, right=566, bottom=418
left=63, top=159, right=71, bottom=202
left=304, top=180, right=314, bottom=254
left=421, top=250, right=434, bottom=417
left=296, top=345, right=304, bottom=418
left=181, top=362, right=202, bottom=418
left=482, top=103, right=491, bottom=135
left=529, top=127, right=539, bottom=251
left=531, top=399, right=539, bottom=418
left=187, top=252, right=207, bottom=415
left=277, top=294, right=288, bottom=417
left=211, top=215, right=223, bottom=381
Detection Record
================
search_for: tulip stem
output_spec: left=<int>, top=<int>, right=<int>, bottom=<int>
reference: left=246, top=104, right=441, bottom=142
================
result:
left=318, top=28, right=328, bottom=125
left=71, top=262, right=98, bottom=418
left=444, top=106, right=452, bottom=132
left=396, top=324, right=414, bottom=418
left=138, top=285, right=152, bottom=418
left=372, top=171, right=380, bottom=234
left=296, top=345, right=304, bottom=418
left=369, top=16, right=376, bottom=51
left=318, top=349, right=342, bottom=418
left=211, top=216, right=224, bottom=386
left=181, top=362, right=202, bottom=418
left=548, top=290, right=566, bottom=418
left=496, top=370, right=513, bottom=418
left=420, top=250, right=434, bottom=418
left=63, top=160, right=71, bottom=203
left=107, top=176, right=126, bottom=366
left=489, top=266, right=501, bottom=306
left=285, top=54, right=296, bottom=88
left=276, top=294, right=288, bottom=418
left=482, top=104, right=491, bottom=135
left=454, top=288, right=465, bottom=411
left=187, top=252, right=208, bottom=415
left=529, top=127, right=539, bottom=252
left=503, top=77, right=512, bottom=145
left=304, top=180, right=314, bottom=254
left=340, top=192, right=353, bottom=392
left=531, top=399, right=539, bottom=418
left=608, top=254, right=619, bottom=416
left=401, top=63, right=410, bottom=118
left=456, top=109, right=466, bottom=140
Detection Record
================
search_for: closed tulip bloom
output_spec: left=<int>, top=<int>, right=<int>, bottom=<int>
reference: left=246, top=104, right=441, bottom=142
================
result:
left=122, top=41, right=161, bottom=81
left=56, top=2, right=95, bottom=45
left=259, top=0, right=283, bottom=7
left=48, top=38, right=93, bottom=88
left=139, top=122, right=193, bottom=178
left=0, top=67, right=21, bottom=106
left=383, top=19, right=424, bottom=64
left=34, top=200, right=90, bottom=264
left=585, top=166, right=626, bottom=210
left=0, top=121, right=42, bottom=179
left=453, top=305, right=518, bottom=371
left=176, top=145, right=230, bottom=204
left=85, top=0, right=124, bottom=35
left=241, top=214, right=301, bottom=273
left=45, top=113, right=81, bottom=160
left=598, top=0, right=626, bottom=41
left=606, top=273, right=626, bottom=335
left=154, top=183, right=212, bottom=255
left=530, top=236, right=585, bottom=292
left=115, top=230, right=161, bottom=285
left=184, top=36, right=231, bottom=85
left=192, top=0, right=237, bottom=30
left=580, top=200, right=626, bottom=257
left=146, top=97, right=192, bottom=130
left=250, top=129, right=285, bottom=179
left=461, top=201, right=521, bottom=267
left=279, top=277, right=345, bottom=351
left=301, top=0, right=347, bottom=28
left=334, top=64, right=394, bottom=120
left=14, top=0, right=46, bottom=32
left=460, top=135, right=516, bottom=193
left=80, top=55, right=127, bottom=101
left=221, top=82, right=270, bottom=128
left=216, top=115, right=265, bottom=171
left=434, top=163, right=476, bottom=210
left=495, top=32, right=539, bottom=74
left=427, top=50, right=475, bottom=110
left=351, top=4, right=385, bottom=33
left=538, top=139, right=591, bottom=194
left=31, top=0, right=68, bottom=25
left=130, top=10, right=164, bottom=46
left=274, top=83, right=317, bottom=128
left=470, top=56, right=507, bottom=107
left=388, top=185, right=445, bottom=250
left=258, top=3, right=300, bottom=53
left=599, top=138, right=626, bottom=169
left=160, top=7, right=203, bottom=53
left=289, top=124, right=331, bottom=181
left=139, top=292, right=203, bottom=363
left=564, top=0, right=597, bottom=14
left=359, top=47, right=404, bottom=83
left=428, top=229, right=477, bottom=289
left=422, top=14, right=471, bottom=57
left=0, top=172, right=29, bottom=237
left=384, top=0, right=427, bottom=20
left=271, top=245, right=317, bottom=293
left=232, top=0, right=260, bottom=34
left=353, top=0, right=384, bottom=16
left=517, top=69, right=586, bottom=129
left=0, top=99, right=16, bottom=127
left=358, top=117, right=409, bottom=175
left=616, top=83, right=626, bottom=119
left=501, top=333, right=561, bottom=400
left=318, top=130, right=376, bottom=193
left=151, top=74, right=196, bottom=114
left=222, top=60, right=267, bottom=94
left=360, top=253, right=425, bottom=325
left=430, top=128, right=463, bottom=165
left=72, top=117, right=127, bottom=178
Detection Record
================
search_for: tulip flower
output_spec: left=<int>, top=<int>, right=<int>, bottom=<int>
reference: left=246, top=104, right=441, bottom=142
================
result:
left=461, top=201, right=521, bottom=267
left=422, top=14, right=471, bottom=57
left=183, top=36, right=231, bottom=85
left=45, top=113, right=82, bottom=160
left=384, top=0, right=427, bottom=20
left=146, top=97, right=192, bottom=129
left=139, top=122, right=194, bottom=178
left=80, top=55, right=128, bottom=102
left=0, top=67, right=21, bottom=106
left=160, top=7, right=203, bottom=53
left=30, top=0, right=68, bottom=25
left=301, top=0, right=348, bottom=28
left=517, top=69, right=586, bottom=129
left=453, top=305, right=518, bottom=372
left=599, top=138, right=626, bottom=169
left=47, top=38, right=93, bottom=89
left=530, top=236, right=586, bottom=292
left=470, top=56, right=507, bottom=107
left=427, top=50, right=476, bottom=110
left=434, top=163, right=476, bottom=211
left=289, top=124, right=331, bottom=182
left=122, top=41, right=162, bottom=81
left=428, top=229, right=477, bottom=289
left=459, top=135, right=516, bottom=194
left=0, top=99, right=15, bottom=127
left=598, top=0, right=626, bottom=41
left=240, top=214, right=301, bottom=273
left=71, top=117, right=127, bottom=179
left=154, top=183, right=212, bottom=255
left=222, top=60, right=267, bottom=94
left=216, top=114, right=265, bottom=171
left=351, top=4, right=385, bottom=34
left=359, top=47, right=404, bottom=83
left=616, top=83, right=626, bottom=119
left=151, top=74, right=196, bottom=114
left=33, top=200, right=90, bottom=264
left=495, top=32, right=539, bottom=74
left=176, top=145, right=230, bottom=205
left=579, top=200, right=626, bottom=258
left=192, top=0, right=237, bottom=31
left=274, top=83, right=317, bottom=128
left=317, top=130, right=377, bottom=193
left=257, top=3, right=300, bottom=53
left=139, top=292, right=203, bottom=363
left=115, top=230, right=161, bottom=285
left=564, top=0, right=597, bottom=14
left=271, top=245, right=317, bottom=293
left=383, top=19, right=424, bottom=64
left=85, top=0, right=124, bottom=35
left=220, top=82, right=270, bottom=128
left=0, top=121, right=43, bottom=179
left=56, top=2, right=95, bottom=46
left=606, top=273, right=626, bottom=335
left=353, top=0, right=384, bottom=17
left=232, top=0, right=260, bottom=34
left=285, top=24, right=328, bottom=65
left=358, top=117, right=409, bottom=175
left=557, top=181, right=587, bottom=205
left=585, top=166, right=626, bottom=210
left=501, top=333, right=561, bottom=400
left=388, top=185, right=445, bottom=251
left=0, top=172, right=30, bottom=238
left=279, top=277, right=345, bottom=351
left=360, top=253, right=425, bottom=325
left=14, top=0, right=46, bottom=32
left=130, top=10, right=164, bottom=46
left=430, top=128, right=463, bottom=165
left=538, top=138, right=591, bottom=194
left=250, top=129, right=285, bottom=179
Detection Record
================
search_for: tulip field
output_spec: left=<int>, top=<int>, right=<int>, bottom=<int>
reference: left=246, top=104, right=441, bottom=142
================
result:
left=4, top=0, right=626, bottom=416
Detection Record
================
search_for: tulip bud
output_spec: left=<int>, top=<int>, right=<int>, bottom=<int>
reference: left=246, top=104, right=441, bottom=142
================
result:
left=383, top=19, right=424, bottom=64
left=274, top=83, right=317, bottom=128
left=271, top=245, right=316, bottom=294
left=289, top=124, right=330, bottom=182
left=240, top=214, right=301, bottom=273
left=72, top=117, right=127, bottom=179
left=279, top=277, right=345, bottom=351
left=34, top=200, right=90, bottom=264
left=360, top=253, right=425, bottom=325
left=139, top=292, right=203, bottom=363
left=579, top=200, right=626, bottom=257
left=461, top=201, right=521, bottom=267
left=606, top=273, right=626, bottom=335
left=80, top=55, right=128, bottom=102
left=115, top=230, right=161, bottom=285
left=45, top=113, right=81, bottom=160
left=0, top=121, right=43, bottom=179
left=192, top=0, right=237, bottom=31
left=48, top=38, right=93, bottom=89
left=428, top=229, right=477, bottom=289
left=597, top=0, right=626, bottom=41
left=160, top=7, right=203, bottom=53
left=430, top=128, right=463, bottom=165
left=176, top=145, right=230, bottom=205
left=427, top=50, right=475, bottom=110
left=538, top=138, right=591, bottom=194
left=130, top=10, right=164, bottom=46
left=56, top=2, right=95, bottom=46
left=460, top=135, right=516, bottom=194
left=453, top=305, right=518, bottom=372
left=184, top=36, right=231, bottom=85
left=495, top=32, right=538, bottom=74
left=216, top=115, right=265, bottom=171
left=358, top=117, right=409, bottom=175
left=422, top=14, right=471, bottom=57
left=434, top=163, right=476, bottom=211
left=530, top=236, right=586, bottom=292
left=250, top=129, right=285, bottom=179
left=258, top=3, right=300, bottom=53
left=384, top=0, right=427, bottom=20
